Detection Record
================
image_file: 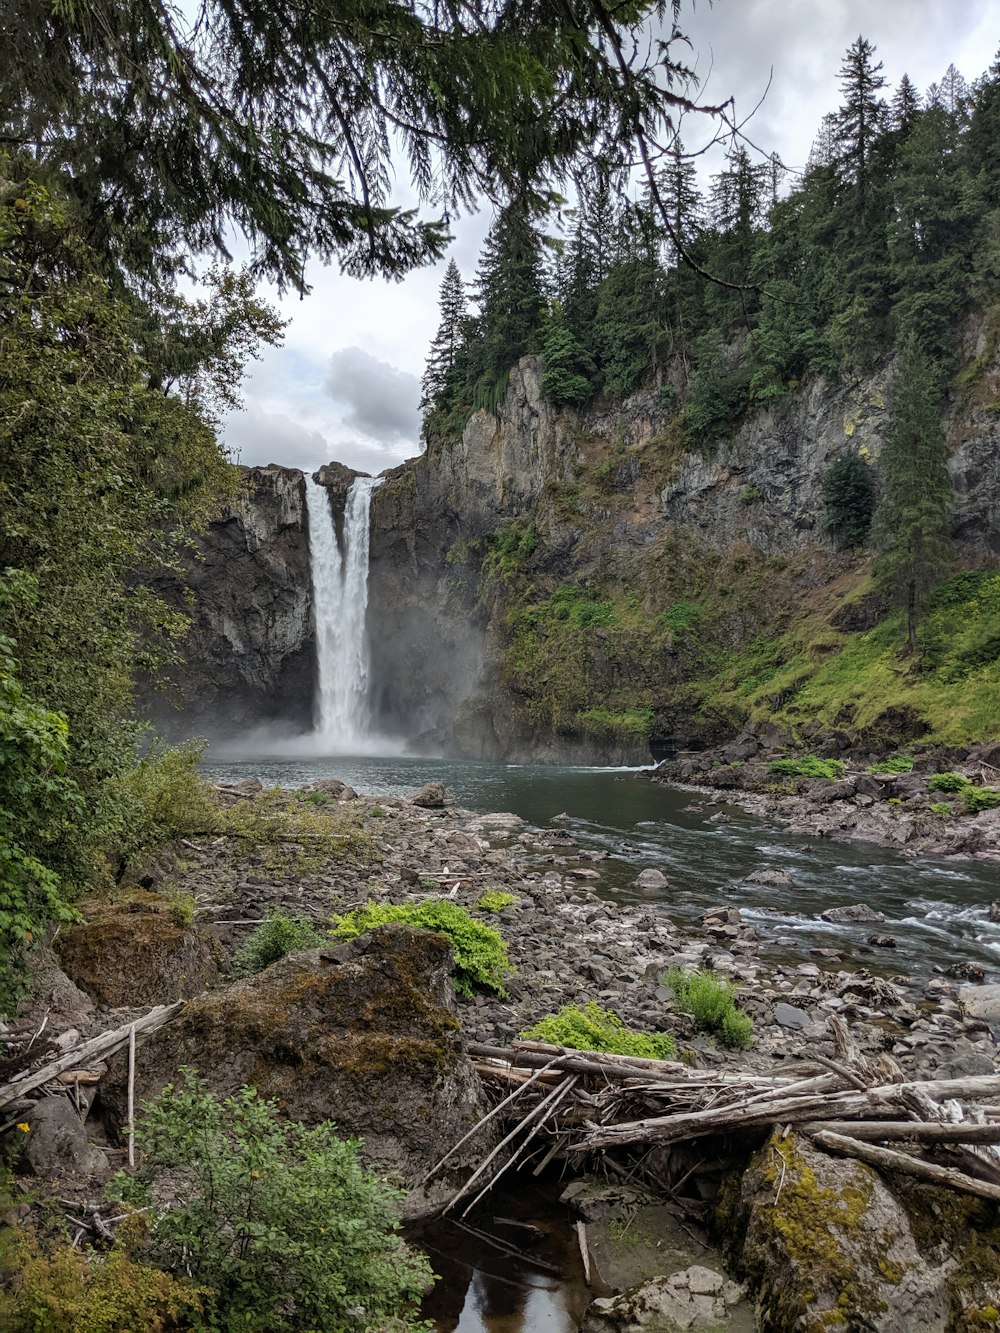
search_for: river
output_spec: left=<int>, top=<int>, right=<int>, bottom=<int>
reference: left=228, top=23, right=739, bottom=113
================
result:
left=202, top=751, right=1000, bottom=986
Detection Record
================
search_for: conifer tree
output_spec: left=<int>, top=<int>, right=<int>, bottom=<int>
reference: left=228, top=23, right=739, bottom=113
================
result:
left=873, top=339, right=953, bottom=650
left=653, top=140, right=704, bottom=264
left=540, top=309, right=597, bottom=407
left=833, top=37, right=889, bottom=208
left=889, top=75, right=922, bottom=134
left=421, top=259, right=467, bottom=412
left=468, top=204, right=546, bottom=404
left=967, top=48, right=1000, bottom=207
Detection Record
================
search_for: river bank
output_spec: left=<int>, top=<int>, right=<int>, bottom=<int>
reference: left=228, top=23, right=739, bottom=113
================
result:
left=6, top=776, right=1000, bottom=1329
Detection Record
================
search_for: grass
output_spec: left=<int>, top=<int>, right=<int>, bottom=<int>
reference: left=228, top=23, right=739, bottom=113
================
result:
left=476, top=889, right=517, bottom=913
left=769, top=755, right=845, bottom=780
left=521, top=1001, right=676, bottom=1060
left=666, top=968, right=755, bottom=1050
left=867, top=755, right=914, bottom=774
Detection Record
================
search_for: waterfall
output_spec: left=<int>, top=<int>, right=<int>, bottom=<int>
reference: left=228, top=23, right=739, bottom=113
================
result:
left=304, top=473, right=383, bottom=748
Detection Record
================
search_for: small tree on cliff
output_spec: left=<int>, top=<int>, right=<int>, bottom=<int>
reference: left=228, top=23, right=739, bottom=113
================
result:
left=421, top=258, right=467, bottom=414
left=872, top=338, right=953, bottom=650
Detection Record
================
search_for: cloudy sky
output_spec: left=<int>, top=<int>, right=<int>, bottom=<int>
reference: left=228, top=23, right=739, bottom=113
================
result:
left=222, top=0, right=1000, bottom=477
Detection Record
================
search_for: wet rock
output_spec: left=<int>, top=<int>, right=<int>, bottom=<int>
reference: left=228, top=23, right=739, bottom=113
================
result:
left=730, top=1129, right=952, bottom=1331
left=945, top=961, right=986, bottom=983
left=773, top=1002, right=811, bottom=1030
left=22, top=1096, right=108, bottom=1180
left=868, top=934, right=898, bottom=948
left=409, top=782, right=452, bottom=808
left=55, top=895, right=222, bottom=1008
left=635, top=868, right=669, bottom=890
left=101, top=925, right=492, bottom=1217
left=819, top=903, right=887, bottom=924
left=743, top=869, right=793, bottom=887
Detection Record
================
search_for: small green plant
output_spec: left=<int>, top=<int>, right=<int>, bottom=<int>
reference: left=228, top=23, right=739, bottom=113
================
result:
left=166, top=891, right=196, bottom=928
left=137, top=1070, right=434, bottom=1332
left=866, top=755, right=914, bottom=774
left=369, top=805, right=387, bottom=818
left=667, top=968, right=755, bottom=1050
left=887, top=797, right=903, bottom=807
left=330, top=899, right=511, bottom=997
left=930, top=802, right=952, bottom=817
left=928, top=771, right=970, bottom=793
left=419, top=877, right=439, bottom=890
left=230, top=911, right=326, bottom=977
left=520, top=1001, right=676, bottom=1060
left=302, top=789, right=329, bottom=806
left=477, top=889, right=517, bottom=913
left=963, top=786, right=1000, bottom=814
left=769, top=754, right=845, bottom=780
left=740, top=483, right=762, bottom=504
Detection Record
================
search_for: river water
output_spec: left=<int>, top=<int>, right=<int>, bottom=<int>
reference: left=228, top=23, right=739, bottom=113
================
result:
left=203, top=751, right=1000, bottom=985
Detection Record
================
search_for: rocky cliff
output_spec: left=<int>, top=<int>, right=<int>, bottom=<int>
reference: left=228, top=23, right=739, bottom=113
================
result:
left=141, top=464, right=315, bottom=737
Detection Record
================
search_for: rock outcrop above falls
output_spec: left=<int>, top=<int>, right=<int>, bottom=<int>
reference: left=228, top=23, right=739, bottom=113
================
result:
left=140, top=464, right=314, bottom=736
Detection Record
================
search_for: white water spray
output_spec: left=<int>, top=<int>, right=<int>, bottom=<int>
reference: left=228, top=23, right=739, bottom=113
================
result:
left=304, top=473, right=383, bottom=749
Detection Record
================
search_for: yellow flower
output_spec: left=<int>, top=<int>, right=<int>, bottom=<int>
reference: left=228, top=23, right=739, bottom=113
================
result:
left=250, top=1170, right=260, bottom=1178
left=16, top=1123, right=29, bottom=1133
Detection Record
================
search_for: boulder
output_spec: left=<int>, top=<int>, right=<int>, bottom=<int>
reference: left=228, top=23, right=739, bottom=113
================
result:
left=22, top=1096, right=108, bottom=1180
left=55, top=895, right=222, bottom=1008
left=581, top=1266, right=746, bottom=1332
left=634, top=868, right=669, bottom=890
left=100, top=925, right=492, bottom=1217
left=727, top=1129, right=953, bottom=1331
left=820, top=903, right=887, bottom=924
left=743, top=869, right=793, bottom=887
left=409, top=782, right=452, bottom=809
left=958, top=983, right=1000, bottom=1024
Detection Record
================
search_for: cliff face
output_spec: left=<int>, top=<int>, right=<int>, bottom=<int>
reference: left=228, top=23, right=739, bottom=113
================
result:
left=366, top=320, right=1000, bottom=760
left=142, top=464, right=315, bottom=737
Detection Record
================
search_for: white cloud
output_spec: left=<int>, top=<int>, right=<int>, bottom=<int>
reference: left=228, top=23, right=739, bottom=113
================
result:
left=323, top=346, right=421, bottom=443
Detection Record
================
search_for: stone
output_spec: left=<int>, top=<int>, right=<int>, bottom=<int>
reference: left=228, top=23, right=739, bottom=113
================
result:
left=22, top=1096, right=108, bottom=1180
left=946, top=961, right=986, bottom=983
left=635, top=868, right=669, bottom=890
left=580, top=1265, right=745, bottom=1332
left=55, top=895, right=222, bottom=1008
left=733, top=1129, right=952, bottom=1331
left=743, top=869, right=793, bottom=886
left=773, top=1001, right=811, bottom=1030
left=101, top=925, right=492, bottom=1217
left=820, top=903, right=887, bottom=924
left=868, top=934, right=898, bottom=948
left=958, top=984, right=1000, bottom=1023
left=409, top=781, right=452, bottom=808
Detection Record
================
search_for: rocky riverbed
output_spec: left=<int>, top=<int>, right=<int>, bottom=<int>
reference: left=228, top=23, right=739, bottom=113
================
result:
left=7, top=775, right=1000, bottom=1330
left=651, top=726, right=1000, bottom=861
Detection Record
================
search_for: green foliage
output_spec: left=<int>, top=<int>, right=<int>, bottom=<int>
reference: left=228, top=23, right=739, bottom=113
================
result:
left=769, top=755, right=845, bottom=779
left=657, top=601, right=704, bottom=633
left=521, top=1001, right=676, bottom=1060
left=541, top=316, right=597, bottom=407
left=370, top=805, right=387, bottom=818
left=740, top=483, right=763, bottom=504
left=520, top=584, right=616, bottom=629
left=230, top=911, right=327, bottom=978
left=928, top=771, right=969, bottom=792
left=963, top=786, right=1000, bottom=814
left=578, top=707, right=654, bottom=738
left=101, top=741, right=216, bottom=870
left=212, top=788, right=372, bottom=877
left=0, top=608, right=82, bottom=1015
left=866, top=755, right=914, bottom=773
left=330, top=900, right=511, bottom=997
left=476, top=889, right=518, bottom=912
left=481, top=522, right=538, bottom=586
left=684, top=328, right=749, bottom=445
left=666, top=968, right=755, bottom=1050
left=137, top=1071, right=434, bottom=1331
left=930, top=802, right=952, bottom=816
left=823, top=452, right=876, bottom=549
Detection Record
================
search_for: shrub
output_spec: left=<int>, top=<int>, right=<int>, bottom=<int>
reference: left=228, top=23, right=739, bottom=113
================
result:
left=963, top=786, right=1000, bottom=814
left=521, top=1001, right=676, bottom=1060
left=330, top=899, right=510, bottom=997
left=769, top=754, right=844, bottom=780
left=866, top=755, right=915, bottom=774
left=928, top=771, right=970, bottom=793
left=369, top=805, right=387, bottom=818
left=138, top=1071, right=434, bottom=1332
left=930, top=802, right=952, bottom=817
left=230, top=911, right=326, bottom=977
left=476, top=890, right=517, bottom=913
left=666, top=968, right=755, bottom=1050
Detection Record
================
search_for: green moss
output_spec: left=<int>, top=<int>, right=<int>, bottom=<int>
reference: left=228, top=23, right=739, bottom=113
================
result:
left=769, top=755, right=845, bottom=780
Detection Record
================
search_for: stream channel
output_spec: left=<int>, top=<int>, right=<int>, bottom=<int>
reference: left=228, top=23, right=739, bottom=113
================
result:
left=202, top=751, right=1000, bottom=1330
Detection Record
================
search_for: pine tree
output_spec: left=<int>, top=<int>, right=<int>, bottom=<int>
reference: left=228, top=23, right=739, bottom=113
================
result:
left=468, top=204, right=546, bottom=403
left=967, top=48, right=1000, bottom=208
left=540, top=310, right=597, bottom=407
left=889, top=75, right=922, bottom=134
left=833, top=37, right=889, bottom=208
left=421, top=259, right=467, bottom=413
left=873, top=338, right=953, bottom=650
left=652, top=139, right=704, bottom=264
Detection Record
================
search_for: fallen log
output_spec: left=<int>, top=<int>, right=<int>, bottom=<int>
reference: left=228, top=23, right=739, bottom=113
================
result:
left=810, top=1130, right=1000, bottom=1203
left=808, top=1119, right=1000, bottom=1145
left=0, top=1002, right=184, bottom=1112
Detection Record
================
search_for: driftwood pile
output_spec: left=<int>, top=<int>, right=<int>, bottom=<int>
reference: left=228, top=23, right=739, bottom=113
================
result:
left=427, top=1015, right=1000, bottom=1212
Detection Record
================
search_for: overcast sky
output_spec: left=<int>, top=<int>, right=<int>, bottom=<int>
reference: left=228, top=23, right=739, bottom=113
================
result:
left=222, top=0, right=1000, bottom=477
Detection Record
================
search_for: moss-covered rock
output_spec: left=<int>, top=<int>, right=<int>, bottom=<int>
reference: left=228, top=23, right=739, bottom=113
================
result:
left=728, top=1129, right=953, bottom=1331
left=100, top=924, right=493, bottom=1217
left=55, top=894, right=221, bottom=1008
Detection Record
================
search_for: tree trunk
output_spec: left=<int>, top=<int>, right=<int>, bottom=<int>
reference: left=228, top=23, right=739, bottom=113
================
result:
left=906, top=578, right=917, bottom=651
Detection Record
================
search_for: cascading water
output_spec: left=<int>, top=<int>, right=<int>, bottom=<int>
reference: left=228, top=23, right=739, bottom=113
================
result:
left=304, top=473, right=383, bottom=749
